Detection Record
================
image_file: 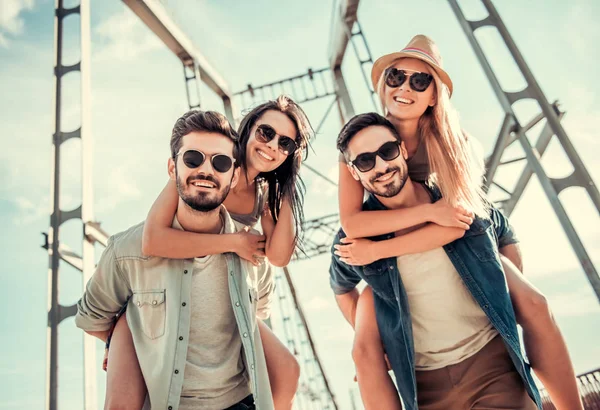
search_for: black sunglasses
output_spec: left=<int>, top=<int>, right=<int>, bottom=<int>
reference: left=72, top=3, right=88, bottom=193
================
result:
left=177, top=150, right=235, bottom=173
left=255, top=124, right=298, bottom=156
left=384, top=67, right=434, bottom=92
left=348, top=140, right=401, bottom=173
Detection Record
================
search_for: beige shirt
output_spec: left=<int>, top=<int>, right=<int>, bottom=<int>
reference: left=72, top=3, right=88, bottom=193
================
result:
left=75, top=206, right=275, bottom=410
left=177, top=219, right=251, bottom=409
left=397, top=247, right=498, bottom=370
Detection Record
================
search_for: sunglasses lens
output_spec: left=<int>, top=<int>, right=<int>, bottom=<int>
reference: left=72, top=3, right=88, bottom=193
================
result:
left=256, top=124, right=276, bottom=142
left=354, top=153, right=376, bottom=172
left=182, top=150, right=205, bottom=168
left=378, top=141, right=400, bottom=161
left=385, top=68, right=406, bottom=88
left=410, top=73, right=433, bottom=92
left=212, top=155, right=233, bottom=173
left=279, top=137, right=297, bottom=155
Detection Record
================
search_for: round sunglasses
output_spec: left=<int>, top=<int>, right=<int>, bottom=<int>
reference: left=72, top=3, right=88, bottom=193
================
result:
left=384, top=67, right=434, bottom=92
left=348, top=140, right=401, bottom=173
left=255, top=124, right=297, bottom=156
left=177, top=149, right=235, bottom=173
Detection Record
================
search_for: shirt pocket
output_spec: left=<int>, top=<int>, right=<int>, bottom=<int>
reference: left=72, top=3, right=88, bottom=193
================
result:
left=132, top=289, right=166, bottom=340
left=463, top=218, right=497, bottom=262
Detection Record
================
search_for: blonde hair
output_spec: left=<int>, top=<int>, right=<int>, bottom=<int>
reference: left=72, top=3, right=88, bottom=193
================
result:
left=376, top=60, right=489, bottom=217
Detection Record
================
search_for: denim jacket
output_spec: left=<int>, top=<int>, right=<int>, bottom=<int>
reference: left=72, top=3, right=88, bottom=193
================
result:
left=76, top=206, right=275, bottom=410
left=329, top=186, right=541, bottom=410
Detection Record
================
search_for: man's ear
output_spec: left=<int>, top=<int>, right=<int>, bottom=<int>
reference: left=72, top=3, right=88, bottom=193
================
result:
left=400, top=141, right=409, bottom=160
left=347, top=163, right=360, bottom=181
left=230, top=166, right=241, bottom=189
left=168, top=157, right=176, bottom=181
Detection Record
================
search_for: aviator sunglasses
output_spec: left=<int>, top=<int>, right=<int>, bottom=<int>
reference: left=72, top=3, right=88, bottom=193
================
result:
left=177, top=150, right=235, bottom=173
left=348, top=140, right=401, bottom=173
left=384, top=67, right=434, bottom=92
left=255, top=124, right=298, bottom=156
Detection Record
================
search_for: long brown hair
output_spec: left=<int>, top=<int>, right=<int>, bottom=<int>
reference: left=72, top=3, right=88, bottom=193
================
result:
left=237, top=95, right=314, bottom=251
left=377, top=59, right=489, bottom=216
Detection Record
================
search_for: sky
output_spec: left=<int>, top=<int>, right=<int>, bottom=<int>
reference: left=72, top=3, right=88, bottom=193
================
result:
left=0, top=0, right=599, bottom=409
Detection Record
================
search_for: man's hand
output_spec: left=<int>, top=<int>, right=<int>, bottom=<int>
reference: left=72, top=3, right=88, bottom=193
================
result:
left=334, top=237, right=378, bottom=266
left=429, top=201, right=473, bottom=230
left=233, top=227, right=266, bottom=266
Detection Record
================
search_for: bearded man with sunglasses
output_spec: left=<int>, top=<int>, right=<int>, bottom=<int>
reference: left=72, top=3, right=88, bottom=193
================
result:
left=76, top=110, right=275, bottom=410
left=329, top=113, right=540, bottom=409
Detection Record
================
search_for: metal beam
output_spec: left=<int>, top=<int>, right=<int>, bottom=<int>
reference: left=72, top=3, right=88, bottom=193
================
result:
left=122, top=0, right=232, bottom=99
left=328, top=0, right=360, bottom=69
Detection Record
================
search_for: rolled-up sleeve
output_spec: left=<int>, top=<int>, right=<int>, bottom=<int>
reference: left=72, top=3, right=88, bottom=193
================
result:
left=329, top=232, right=362, bottom=295
left=490, top=205, right=519, bottom=248
left=75, top=238, right=132, bottom=332
left=256, top=260, right=275, bottom=320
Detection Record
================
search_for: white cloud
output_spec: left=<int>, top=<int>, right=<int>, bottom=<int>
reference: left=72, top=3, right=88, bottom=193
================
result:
left=93, top=8, right=162, bottom=62
left=0, top=0, right=34, bottom=47
left=11, top=195, right=50, bottom=226
left=96, top=163, right=143, bottom=213
left=563, top=1, right=600, bottom=62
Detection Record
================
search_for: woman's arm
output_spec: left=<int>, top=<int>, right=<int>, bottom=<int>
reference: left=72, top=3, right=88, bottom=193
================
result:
left=338, top=162, right=471, bottom=238
left=260, top=196, right=296, bottom=267
left=335, top=223, right=466, bottom=266
left=142, top=180, right=266, bottom=263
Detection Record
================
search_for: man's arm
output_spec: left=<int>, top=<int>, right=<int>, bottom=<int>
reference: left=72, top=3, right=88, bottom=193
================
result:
left=329, top=232, right=363, bottom=326
left=75, top=238, right=132, bottom=339
left=490, top=204, right=524, bottom=273
left=500, top=243, right=523, bottom=273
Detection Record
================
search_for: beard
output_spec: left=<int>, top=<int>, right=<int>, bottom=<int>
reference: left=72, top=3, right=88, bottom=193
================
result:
left=175, top=167, right=232, bottom=212
left=363, top=165, right=407, bottom=198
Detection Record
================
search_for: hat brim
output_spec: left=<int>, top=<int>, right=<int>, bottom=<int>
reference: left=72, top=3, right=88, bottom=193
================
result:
left=371, top=51, right=453, bottom=97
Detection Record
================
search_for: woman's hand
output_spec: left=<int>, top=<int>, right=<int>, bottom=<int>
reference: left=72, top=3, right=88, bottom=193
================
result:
left=334, top=237, right=378, bottom=266
left=428, top=201, right=473, bottom=230
left=233, top=227, right=266, bottom=266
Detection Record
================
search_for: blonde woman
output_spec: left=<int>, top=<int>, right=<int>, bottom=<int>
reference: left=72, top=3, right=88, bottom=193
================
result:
left=333, top=35, right=582, bottom=410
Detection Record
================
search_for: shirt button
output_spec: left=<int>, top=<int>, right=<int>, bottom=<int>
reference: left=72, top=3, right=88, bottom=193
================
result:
left=169, top=406, right=173, bottom=410
left=389, top=266, right=393, bottom=270
left=235, top=301, right=240, bottom=307
left=152, top=300, right=157, bottom=305
left=243, top=332, right=248, bottom=338
left=483, top=304, right=489, bottom=309
left=182, top=302, right=186, bottom=306
left=251, top=364, right=255, bottom=370
left=136, top=301, right=141, bottom=307
left=179, top=336, right=183, bottom=341
left=184, top=270, right=188, bottom=274
left=174, top=369, right=179, bottom=374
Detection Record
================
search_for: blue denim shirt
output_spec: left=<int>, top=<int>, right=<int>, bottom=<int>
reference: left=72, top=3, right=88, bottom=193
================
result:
left=329, top=186, right=541, bottom=410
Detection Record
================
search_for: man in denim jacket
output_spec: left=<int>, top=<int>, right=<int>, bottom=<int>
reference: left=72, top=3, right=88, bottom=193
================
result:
left=329, top=113, right=541, bottom=410
left=76, top=111, right=274, bottom=410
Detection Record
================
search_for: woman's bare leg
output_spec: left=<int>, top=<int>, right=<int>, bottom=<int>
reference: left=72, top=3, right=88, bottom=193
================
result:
left=104, top=312, right=147, bottom=410
left=502, top=257, right=583, bottom=410
left=259, top=320, right=300, bottom=410
left=352, top=286, right=402, bottom=410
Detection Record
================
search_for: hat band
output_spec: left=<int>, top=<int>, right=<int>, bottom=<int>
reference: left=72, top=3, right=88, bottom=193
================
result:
left=400, top=47, right=440, bottom=67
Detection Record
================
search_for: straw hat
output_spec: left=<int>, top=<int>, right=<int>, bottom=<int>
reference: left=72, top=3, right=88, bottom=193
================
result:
left=371, top=34, right=453, bottom=96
